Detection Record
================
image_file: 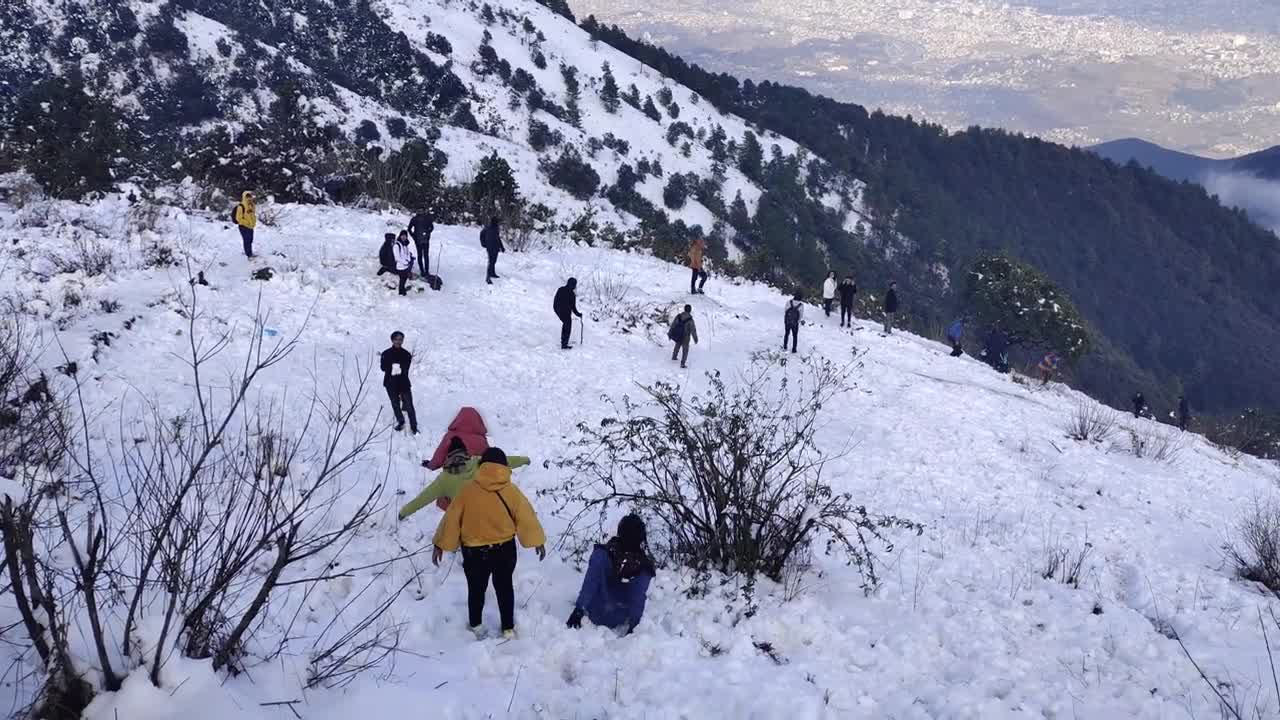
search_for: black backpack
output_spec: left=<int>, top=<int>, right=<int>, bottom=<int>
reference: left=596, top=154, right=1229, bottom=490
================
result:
left=230, top=203, right=241, bottom=224
left=668, top=314, right=686, bottom=342
left=785, top=303, right=800, bottom=326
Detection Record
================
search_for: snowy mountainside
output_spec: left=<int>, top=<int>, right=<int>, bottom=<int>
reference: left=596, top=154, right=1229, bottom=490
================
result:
left=2, top=195, right=1280, bottom=718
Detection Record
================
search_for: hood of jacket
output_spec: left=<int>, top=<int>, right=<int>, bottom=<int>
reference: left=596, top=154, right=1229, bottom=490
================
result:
left=473, top=462, right=511, bottom=491
left=241, top=191, right=255, bottom=207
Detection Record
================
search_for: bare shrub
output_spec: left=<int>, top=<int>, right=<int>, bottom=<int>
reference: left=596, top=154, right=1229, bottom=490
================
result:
left=1225, top=499, right=1280, bottom=593
left=545, top=351, right=919, bottom=594
left=126, top=201, right=164, bottom=234
left=46, top=230, right=116, bottom=277
left=8, top=172, right=44, bottom=209
left=17, top=200, right=58, bottom=228
left=1066, top=400, right=1117, bottom=443
left=255, top=201, right=290, bottom=228
left=1127, top=424, right=1186, bottom=463
left=141, top=239, right=178, bottom=268
left=1041, top=536, right=1093, bottom=589
left=584, top=269, right=632, bottom=319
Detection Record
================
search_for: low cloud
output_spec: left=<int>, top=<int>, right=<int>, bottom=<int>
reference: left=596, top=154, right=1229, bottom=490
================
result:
left=1202, top=171, right=1280, bottom=234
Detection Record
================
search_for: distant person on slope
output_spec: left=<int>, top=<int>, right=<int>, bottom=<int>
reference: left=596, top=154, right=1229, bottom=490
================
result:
left=1177, top=395, right=1191, bottom=431
left=432, top=447, right=547, bottom=639
left=393, top=231, right=416, bottom=296
left=784, top=294, right=804, bottom=353
left=882, top=281, right=900, bottom=334
left=946, top=318, right=964, bottom=357
left=838, top=276, right=857, bottom=327
left=1131, top=391, right=1147, bottom=419
left=553, top=277, right=583, bottom=349
left=688, top=237, right=708, bottom=294
left=400, top=437, right=531, bottom=518
left=822, top=271, right=838, bottom=317
left=381, top=331, right=418, bottom=434
left=408, top=209, right=435, bottom=278
left=233, top=191, right=257, bottom=258
left=1037, top=351, right=1060, bottom=385
left=566, top=514, right=656, bottom=635
left=480, top=216, right=505, bottom=284
left=376, top=233, right=396, bottom=276
left=668, top=304, right=699, bottom=369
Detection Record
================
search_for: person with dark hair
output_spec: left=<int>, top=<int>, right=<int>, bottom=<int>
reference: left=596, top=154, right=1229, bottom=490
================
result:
left=480, top=216, right=504, bottom=284
left=688, top=237, right=708, bottom=294
left=1037, top=351, right=1060, bottom=385
left=392, top=231, right=416, bottom=296
left=784, top=294, right=804, bottom=353
left=376, top=232, right=396, bottom=276
left=1132, top=391, right=1147, bottom=419
left=883, top=281, right=899, bottom=334
left=381, top=331, right=418, bottom=433
left=838, top=276, right=857, bottom=327
left=946, top=318, right=964, bottom=357
left=667, top=304, right=698, bottom=368
left=400, top=437, right=531, bottom=518
left=408, top=209, right=434, bottom=277
left=566, top=514, right=656, bottom=634
left=1177, top=395, right=1191, bottom=431
left=553, top=278, right=583, bottom=349
left=822, top=271, right=837, bottom=317
left=433, top=447, right=546, bottom=639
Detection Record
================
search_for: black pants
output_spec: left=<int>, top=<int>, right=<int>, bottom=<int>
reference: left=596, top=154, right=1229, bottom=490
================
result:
left=461, top=540, right=517, bottom=630
left=385, top=386, right=417, bottom=431
left=414, top=241, right=430, bottom=276
left=671, top=340, right=690, bottom=366
left=558, top=312, right=573, bottom=348
left=690, top=268, right=707, bottom=293
left=239, top=226, right=254, bottom=257
left=396, top=268, right=411, bottom=296
left=823, top=298, right=834, bottom=316
left=950, top=340, right=963, bottom=357
left=840, top=303, right=853, bottom=326
left=486, top=249, right=500, bottom=281
left=784, top=324, right=798, bottom=352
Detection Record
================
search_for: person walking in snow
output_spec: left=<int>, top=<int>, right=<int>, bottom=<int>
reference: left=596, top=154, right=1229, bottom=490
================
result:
left=838, top=276, right=857, bottom=327
left=566, top=514, right=656, bottom=635
left=1037, top=351, right=1060, bottom=385
left=480, top=216, right=504, bottom=284
left=233, top=191, right=257, bottom=258
left=882, top=281, right=900, bottom=334
left=946, top=318, right=964, bottom=357
left=392, top=231, right=416, bottom=296
left=822, top=271, right=838, bottom=317
left=400, top=437, right=532, bottom=518
left=432, top=447, right=547, bottom=639
left=376, top=232, right=396, bottom=276
left=668, top=304, right=699, bottom=369
left=1177, top=395, right=1191, bottom=431
left=1131, top=391, right=1147, bottom=419
left=784, top=294, right=804, bottom=353
left=688, top=237, right=708, bottom=294
left=381, top=331, right=418, bottom=434
left=408, top=209, right=434, bottom=278
left=554, top=277, right=583, bottom=349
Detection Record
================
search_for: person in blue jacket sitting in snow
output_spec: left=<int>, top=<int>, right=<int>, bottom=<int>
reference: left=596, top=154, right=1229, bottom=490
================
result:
left=566, top=515, right=656, bottom=634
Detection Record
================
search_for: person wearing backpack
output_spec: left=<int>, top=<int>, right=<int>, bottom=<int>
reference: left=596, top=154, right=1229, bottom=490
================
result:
left=433, top=447, right=546, bottom=639
left=553, top=277, right=583, bottom=349
left=408, top=209, right=434, bottom=278
left=838, top=276, right=857, bottom=327
left=381, top=331, right=418, bottom=434
left=882, top=281, right=900, bottom=334
left=399, top=437, right=532, bottom=519
left=392, top=231, right=416, bottom=296
left=946, top=318, right=964, bottom=357
left=668, top=304, right=698, bottom=368
left=566, top=514, right=656, bottom=635
left=376, top=233, right=396, bottom=276
left=822, top=271, right=838, bottom=317
left=233, top=191, right=257, bottom=258
left=784, top=294, right=804, bottom=353
left=688, top=237, right=708, bottom=294
left=480, top=216, right=504, bottom=284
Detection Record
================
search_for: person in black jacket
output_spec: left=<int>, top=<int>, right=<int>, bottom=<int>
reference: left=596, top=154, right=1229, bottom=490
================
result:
left=553, top=278, right=583, bottom=349
left=480, top=216, right=504, bottom=284
left=381, top=331, right=418, bottom=434
left=408, top=210, right=434, bottom=278
left=838, top=276, right=857, bottom=327
left=1177, top=395, right=1190, bottom=431
left=1132, top=391, right=1147, bottom=419
left=376, top=233, right=396, bottom=276
left=882, top=281, right=899, bottom=334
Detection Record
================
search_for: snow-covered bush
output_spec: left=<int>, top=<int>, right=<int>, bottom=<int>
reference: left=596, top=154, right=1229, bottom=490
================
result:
left=546, top=351, right=920, bottom=594
left=45, top=229, right=116, bottom=277
left=1126, top=423, right=1186, bottom=463
left=1066, top=399, right=1117, bottom=443
left=1041, top=536, right=1093, bottom=589
left=1226, top=499, right=1280, bottom=595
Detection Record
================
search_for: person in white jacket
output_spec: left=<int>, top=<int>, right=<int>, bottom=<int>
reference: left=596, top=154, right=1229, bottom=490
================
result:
left=393, top=231, right=417, bottom=296
left=821, top=271, right=838, bottom=317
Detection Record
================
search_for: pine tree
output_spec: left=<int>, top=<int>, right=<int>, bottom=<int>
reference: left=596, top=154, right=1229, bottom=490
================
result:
left=738, top=131, right=764, bottom=182
left=472, top=151, right=522, bottom=217
left=560, top=63, right=582, bottom=127
left=964, top=254, right=1093, bottom=360
left=729, top=191, right=751, bottom=231
left=12, top=69, right=125, bottom=199
left=642, top=96, right=661, bottom=122
left=600, top=62, right=620, bottom=114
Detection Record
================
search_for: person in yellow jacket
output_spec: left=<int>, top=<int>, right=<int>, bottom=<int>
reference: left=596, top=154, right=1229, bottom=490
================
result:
left=432, top=447, right=546, bottom=639
left=687, top=237, right=707, bottom=294
left=398, top=437, right=531, bottom=519
left=233, top=191, right=257, bottom=258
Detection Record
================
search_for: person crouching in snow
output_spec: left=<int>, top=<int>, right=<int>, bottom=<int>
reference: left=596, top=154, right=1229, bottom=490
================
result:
left=392, top=231, right=416, bottom=296
left=433, top=447, right=546, bottom=639
left=566, top=514, right=656, bottom=635
left=399, top=437, right=531, bottom=519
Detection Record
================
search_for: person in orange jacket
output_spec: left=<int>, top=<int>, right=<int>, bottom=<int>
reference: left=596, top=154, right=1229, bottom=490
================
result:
left=433, top=447, right=546, bottom=639
left=233, top=191, right=257, bottom=258
left=688, top=237, right=708, bottom=294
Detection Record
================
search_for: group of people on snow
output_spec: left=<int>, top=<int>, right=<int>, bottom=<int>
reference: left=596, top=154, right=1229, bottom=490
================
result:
left=375, top=210, right=438, bottom=296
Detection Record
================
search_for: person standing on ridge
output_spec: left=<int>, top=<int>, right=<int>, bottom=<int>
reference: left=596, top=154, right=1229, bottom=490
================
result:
left=392, top=231, right=416, bottom=296
left=1037, top=351, right=1060, bottom=385
left=784, top=294, right=804, bottom=353
left=408, top=209, right=435, bottom=278
left=946, top=318, right=964, bottom=357
left=480, top=216, right=504, bottom=284
left=381, top=331, right=418, bottom=434
left=668, top=304, right=699, bottom=368
left=566, top=514, right=656, bottom=635
left=554, top=277, right=583, bottom=349
left=882, top=281, right=899, bottom=334
left=822, top=271, right=838, bottom=317
left=433, top=447, right=546, bottom=640
left=1177, top=395, right=1191, bottom=431
left=688, top=237, right=708, bottom=294
left=233, top=191, right=257, bottom=258
left=1131, top=391, right=1147, bottom=419
left=838, top=276, right=857, bottom=327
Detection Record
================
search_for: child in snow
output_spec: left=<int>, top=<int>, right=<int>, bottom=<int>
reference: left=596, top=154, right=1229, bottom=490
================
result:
left=784, top=294, right=804, bottom=353
left=433, top=447, right=546, bottom=639
left=838, top=276, right=857, bottom=327
left=822, top=271, right=837, bottom=317
left=566, top=515, right=656, bottom=635
left=393, top=231, right=416, bottom=296
left=399, top=437, right=531, bottom=518
left=668, top=304, right=699, bottom=368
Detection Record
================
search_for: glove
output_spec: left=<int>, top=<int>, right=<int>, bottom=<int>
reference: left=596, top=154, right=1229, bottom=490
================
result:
left=535, top=546, right=547, bottom=561
left=567, top=608, right=584, bottom=629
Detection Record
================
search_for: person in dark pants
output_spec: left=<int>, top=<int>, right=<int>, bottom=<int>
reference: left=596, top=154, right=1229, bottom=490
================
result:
left=553, top=277, right=583, bottom=349
left=688, top=237, right=708, bottom=294
left=380, top=331, right=418, bottom=433
left=233, top=191, right=257, bottom=258
left=432, top=447, right=546, bottom=639
left=784, top=295, right=803, bottom=353
left=480, top=216, right=504, bottom=284
left=1132, top=392, right=1147, bottom=419
left=376, top=233, right=396, bottom=276
left=1177, top=395, right=1190, bottom=431
left=408, top=210, right=434, bottom=277
left=668, top=304, right=699, bottom=368
left=883, top=281, right=899, bottom=334
left=392, top=231, right=416, bottom=296
left=946, top=318, right=964, bottom=357
left=838, top=276, right=857, bottom=327
left=822, top=271, right=837, bottom=317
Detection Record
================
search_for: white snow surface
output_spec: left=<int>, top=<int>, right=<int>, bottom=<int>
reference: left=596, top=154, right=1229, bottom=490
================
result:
left=2, top=196, right=1280, bottom=719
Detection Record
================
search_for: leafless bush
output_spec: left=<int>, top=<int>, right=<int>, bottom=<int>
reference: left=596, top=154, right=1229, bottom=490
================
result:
left=1041, top=536, right=1093, bottom=589
left=584, top=270, right=632, bottom=319
left=545, top=351, right=919, bottom=595
left=44, top=230, right=116, bottom=278
left=255, top=201, right=289, bottom=228
left=126, top=201, right=164, bottom=234
left=1127, top=424, right=1186, bottom=463
left=17, top=200, right=58, bottom=228
left=1066, top=400, right=1117, bottom=443
left=1225, top=499, right=1280, bottom=594
left=7, top=173, right=43, bottom=209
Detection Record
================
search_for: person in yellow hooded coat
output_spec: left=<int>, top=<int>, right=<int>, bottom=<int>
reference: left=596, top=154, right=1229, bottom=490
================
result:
left=432, top=447, right=546, bottom=639
left=233, top=191, right=257, bottom=258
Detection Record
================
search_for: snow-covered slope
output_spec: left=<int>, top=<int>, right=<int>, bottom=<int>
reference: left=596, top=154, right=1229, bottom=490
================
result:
left=2, top=196, right=1278, bottom=719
